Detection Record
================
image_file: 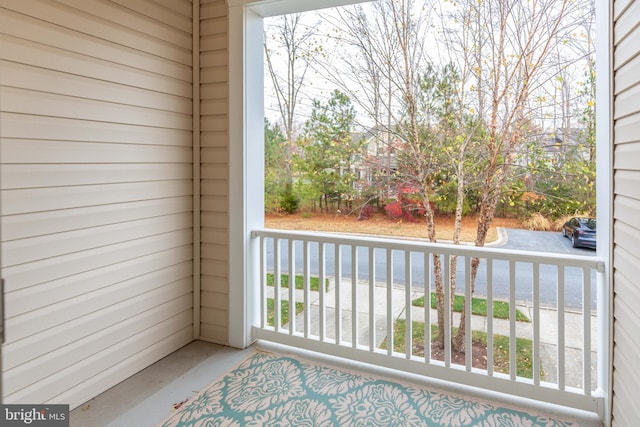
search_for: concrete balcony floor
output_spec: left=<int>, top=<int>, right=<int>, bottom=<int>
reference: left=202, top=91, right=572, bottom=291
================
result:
left=69, top=341, right=254, bottom=427
left=69, top=340, right=603, bottom=427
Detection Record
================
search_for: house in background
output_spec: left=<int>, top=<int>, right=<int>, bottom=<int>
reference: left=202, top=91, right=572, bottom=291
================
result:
left=351, top=126, right=400, bottom=200
left=0, top=1, right=638, bottom=426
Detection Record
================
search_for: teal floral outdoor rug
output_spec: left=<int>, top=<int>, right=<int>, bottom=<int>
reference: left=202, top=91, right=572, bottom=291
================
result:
left=158, top=350, right=577, bottom=426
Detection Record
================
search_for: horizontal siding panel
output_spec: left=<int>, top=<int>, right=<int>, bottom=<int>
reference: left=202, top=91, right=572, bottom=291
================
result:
left=201, top=228, right=227, bottom=246
left=4, top=229, right=192, bottom=293
left=0, top=113, right=191, bottom=146
left=201, top=195, right=228, bottom=212
left=201, top=212, right=228, bottom=229
left=201, top=147, right=227, bottom=163
left=612, top=222, right=640, bottom=259
left=201, top=293, right=228, bottom=312
left=613, top=246, right=640, bottom=286
left=6, top=310, right=193, bottom=404
left=201, top=16, right=227, bottom=35
left=2, top=164, right=192, bottom=190
left=57, top=327, right=193, bottom=409
left=201, top=115, right=228, bottom=132
left=200, top=33, right=227, bottom=52
left=201, top=82, right=228, bottom=99
left=0, top=9, right=192, bottom=82
left=613, top=195, right=640, bottom=227
left=201, top=243, right=228, bottom=261
left=201, top=98, right=227, bottom=116
left=6, top=247, right=193, bottom=318
left=111, top=0, right=193, bottom=33
left=1, top=61, right=192, bottom=114
left=614, top=169, right=640, bottom=200
left=201, top=180, right=228, bottom=197
left=614, top=0, right=634, bottom=20
left=201, top=1, right=225, bottom=20
left=201, top=67, right=227, bottom=84
left=201, top=307, right=228, bottom=327
left=201, top=260, right=227, bottom=277
left=199, top=323, right=227, bottom=344
left=614, top=83, right=640, bottom=119
left=3, top=212, right=192, bottom=267
left=613, top=0, right=640, bottom=45
left=54, top=0, right=192, bottom=49
left=614, top=22, right=640, bottom=70
left=201, top=50, right=227, bottom=68
left=201, top=275, right=228, bottom=294
left=1, top=0, right=191, bottom=65
left=3, top=87, right=192, bottom=130
left=4, top=283, right=192, bottom=372
left=2, top=180, right=192, bottom=215
left=613, top=112, right=640, bottom=144
left=201, top=131, right=229, bottom=148
left=613, top=141, right=640, bottom=170
left=614, top=52, right=640, bottom=95
left=153, top=0, right=192, bottom=17
left=2, top=197, right=192, bottom=241
left=201, top=164, right=229, bottom=180
left=612, top=368, right=639, bottom=426
left=2, top=140, right=192, bottom=165
left=6, top=278, right=193, bottom=386
left=0, top=35, right=191, bottom=98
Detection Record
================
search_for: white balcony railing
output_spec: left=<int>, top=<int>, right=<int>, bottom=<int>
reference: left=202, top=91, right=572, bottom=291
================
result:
left=251, top=228, right=606, bottom=414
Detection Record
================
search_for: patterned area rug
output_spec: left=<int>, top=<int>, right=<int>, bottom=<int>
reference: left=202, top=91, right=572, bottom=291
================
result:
left=158, top=350, right=577, bottom=426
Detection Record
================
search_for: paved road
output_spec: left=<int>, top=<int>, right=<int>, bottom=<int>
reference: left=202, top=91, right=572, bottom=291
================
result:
left=265, top=229, right=598, bottom=309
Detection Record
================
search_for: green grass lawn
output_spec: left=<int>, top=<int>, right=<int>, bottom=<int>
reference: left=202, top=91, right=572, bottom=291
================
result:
left=266, top=273, right=329, bottom=292
left=412, top=293, right=530, bottom=322
left=381, top=319, right=541, bottom=379
left=266, top=297, right=304, bottom=327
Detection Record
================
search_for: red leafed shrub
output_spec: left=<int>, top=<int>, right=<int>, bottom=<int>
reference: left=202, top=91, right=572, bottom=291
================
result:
left=358, top=205, right=377, bottom=221
left=384, top=201, right=404, bottom=220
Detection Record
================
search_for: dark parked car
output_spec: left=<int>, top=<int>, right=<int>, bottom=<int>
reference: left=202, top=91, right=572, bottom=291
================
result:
left=562, top=217, right=596, bottom=249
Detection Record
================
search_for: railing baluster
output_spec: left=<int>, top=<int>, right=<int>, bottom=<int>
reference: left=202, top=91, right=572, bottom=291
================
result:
left=352, top=245, right=358, bottom=348
left=444, top=254, right=451, bottom=367
left=369, top=247, right=375, bottom=351
left=558, top=265, right=566, bottom=390
left=583, top=267, right=591, bottom=395
left=487, top=258, right=493, bottom=376
left=274, top=238, right=281, bottom=332
left=304, top=240, right=310, bottom=338
left=405, top=250, right=412, bottom=359
left=335, top=244, right=342, bottom=345
left=533, top=262, right=540, bottom=385
left=465, top=256, right=472, bottom=371
left=319, top=242, right=326, bottom=341
left=260, top=236, right=266, bottom=329
left=289, top=239, right=295, bottom=335
left=424, top=251, right=431, bottom=363
left=387, top=248, right=393, bottom=356
left=509, top=260, right=516, bottom=381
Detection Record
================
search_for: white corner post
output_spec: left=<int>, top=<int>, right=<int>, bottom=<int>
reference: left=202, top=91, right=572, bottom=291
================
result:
left=226, top=0, right=369, bottom=349
left=228, top=3, right=265, bottom=349
left=595, top=0, right=612, bottom=424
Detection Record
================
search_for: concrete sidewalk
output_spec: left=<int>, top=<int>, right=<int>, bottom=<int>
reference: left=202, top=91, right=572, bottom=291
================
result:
left=267, top=277, right=597, bottom=391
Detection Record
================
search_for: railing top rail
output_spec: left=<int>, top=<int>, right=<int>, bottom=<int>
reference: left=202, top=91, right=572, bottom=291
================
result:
left=251, top=228, right=605, bottom=270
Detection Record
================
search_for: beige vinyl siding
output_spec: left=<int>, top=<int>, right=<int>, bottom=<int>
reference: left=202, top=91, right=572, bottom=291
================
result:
left=0, top=0, right=194, bottom=408
left=199, top=0, right=229, bottom=344
left=612, top=0, right=640, bottom=424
